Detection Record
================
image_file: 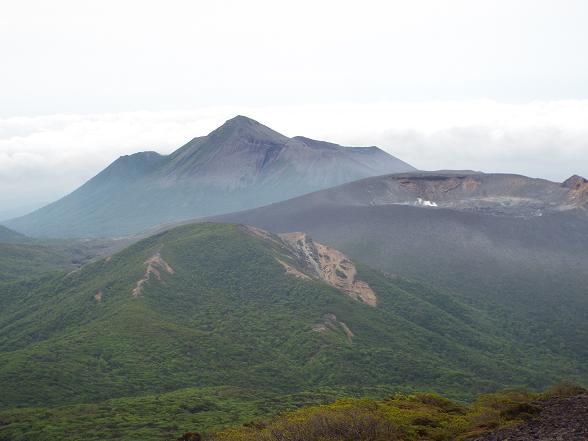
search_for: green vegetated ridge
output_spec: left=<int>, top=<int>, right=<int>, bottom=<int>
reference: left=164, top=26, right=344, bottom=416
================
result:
left=0, top=225, right=26, bottom=243
left=0, top=236, right=125, bottom=283
left=0, top=222, right=585, bottom=440
left=0, top=243, right=72, bottom=283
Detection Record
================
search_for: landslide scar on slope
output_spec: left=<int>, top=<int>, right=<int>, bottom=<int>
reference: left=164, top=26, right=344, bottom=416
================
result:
left=313, top=313, right=354, bottom=343
left=132, top=250, right=175, bottom=298
left=564, top=175, right=588, bottom=207
left=240, top=226, right=377, bottom=306
left=278, top=232, right=378, bottom=306
left=398, top=175, right=480, bottom=199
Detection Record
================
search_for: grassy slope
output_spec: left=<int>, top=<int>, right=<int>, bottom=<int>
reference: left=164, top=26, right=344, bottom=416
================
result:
left=0, top=223, right=585, bottom=440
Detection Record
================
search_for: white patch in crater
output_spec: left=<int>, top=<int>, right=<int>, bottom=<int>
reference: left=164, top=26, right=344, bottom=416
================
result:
left=416, top=198, right=438, bottom=207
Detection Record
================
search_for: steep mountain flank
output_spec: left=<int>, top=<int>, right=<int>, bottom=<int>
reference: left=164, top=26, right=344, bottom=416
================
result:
left=241, top=226, right=376, bottom=305
left=213, top=171, right=588, bottom=368
left=1, top=222, right=582, bottom=413
left=5, top=116, right=414, bottom=237
left=131, top=249, right=175, bottom=297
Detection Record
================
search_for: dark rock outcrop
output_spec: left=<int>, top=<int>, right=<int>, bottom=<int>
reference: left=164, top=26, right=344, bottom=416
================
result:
left=474, top=394, right=588, bottom=441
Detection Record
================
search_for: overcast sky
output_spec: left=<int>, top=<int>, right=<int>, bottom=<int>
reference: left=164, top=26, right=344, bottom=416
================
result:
left=1, top=0, right=588, bottom=220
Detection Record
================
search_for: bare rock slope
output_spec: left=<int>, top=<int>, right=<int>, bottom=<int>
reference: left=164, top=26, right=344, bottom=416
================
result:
left=242, top=226, right=376, bottom=306
left=278, top=231, right=377, bottom=306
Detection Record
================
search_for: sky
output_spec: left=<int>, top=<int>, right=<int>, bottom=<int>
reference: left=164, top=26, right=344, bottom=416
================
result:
left=1, top=0, right=587, bottom=220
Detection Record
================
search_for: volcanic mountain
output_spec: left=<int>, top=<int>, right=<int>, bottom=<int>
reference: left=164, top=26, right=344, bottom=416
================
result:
left=4, top=116, right=414, bottom=238
left=213, top=171, right=588, bottom=367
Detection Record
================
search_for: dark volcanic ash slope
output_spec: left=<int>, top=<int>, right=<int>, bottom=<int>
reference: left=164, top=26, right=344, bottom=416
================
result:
left=213, top=171, right=588, bottom=365
left=4, top=116, right=414, bottom=238
left=474, top=393, right=588, bottom=441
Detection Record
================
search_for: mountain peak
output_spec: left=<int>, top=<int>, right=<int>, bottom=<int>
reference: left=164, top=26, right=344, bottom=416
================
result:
left=98, top=151, right=166, bottom=181
left=213, top=115, right=267, bottom=133
left=224, top=115, right=260, bottom=126
left=7, top=117, right=415, bottom=237
left=206, top=115, right=288, bottom=143
left=562, top=175, right=588, bottom=206
left=563, top=174, right=588, bottom=188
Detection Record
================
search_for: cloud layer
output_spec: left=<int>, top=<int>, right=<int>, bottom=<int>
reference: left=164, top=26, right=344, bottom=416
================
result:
left=3, top=1, right=588, bottom=116
left=1, top=101, right=587, bottom=220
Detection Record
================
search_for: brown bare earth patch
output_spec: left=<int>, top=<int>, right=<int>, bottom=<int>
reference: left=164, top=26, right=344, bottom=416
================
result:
left=240, top=225, right=377, bottom=305
left=432, top=177, right=463, bottom=194
left=316, top=242, right=377, bottom=305
left=463, top=176, right=482, bottom=191
left=312, top=313, right=354, bottom=342
left=132, top=250, right=175, bottom=298
left=564, top=175, right=588, bottom=207
left=279, top=232, right=377, bottom=306
left=409, top=176, right=480, bottom=199
left=399, top=179, right=418, bottom=191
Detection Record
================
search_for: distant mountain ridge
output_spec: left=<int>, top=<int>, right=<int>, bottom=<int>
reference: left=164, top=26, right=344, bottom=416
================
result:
left=4, top=116, right=415, bottom=237
left=0, top=225, right=128, bottom=283
left=0, top=225, right=27, bottom=244
left=235, top=170, right=588, bottom=217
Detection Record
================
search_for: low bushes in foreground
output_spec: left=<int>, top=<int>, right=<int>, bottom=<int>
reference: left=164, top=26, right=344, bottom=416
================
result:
left=208, top=384, right=586, bottom=441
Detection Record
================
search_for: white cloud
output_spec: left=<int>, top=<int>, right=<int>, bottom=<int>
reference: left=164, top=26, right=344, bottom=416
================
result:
left=1, top=101, right=587, bottom=220
left=1, top=1, right=588, bottom=116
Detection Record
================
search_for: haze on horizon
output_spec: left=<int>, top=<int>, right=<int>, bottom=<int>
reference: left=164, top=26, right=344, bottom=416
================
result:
left=1, top=0, right=588, bottom=220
